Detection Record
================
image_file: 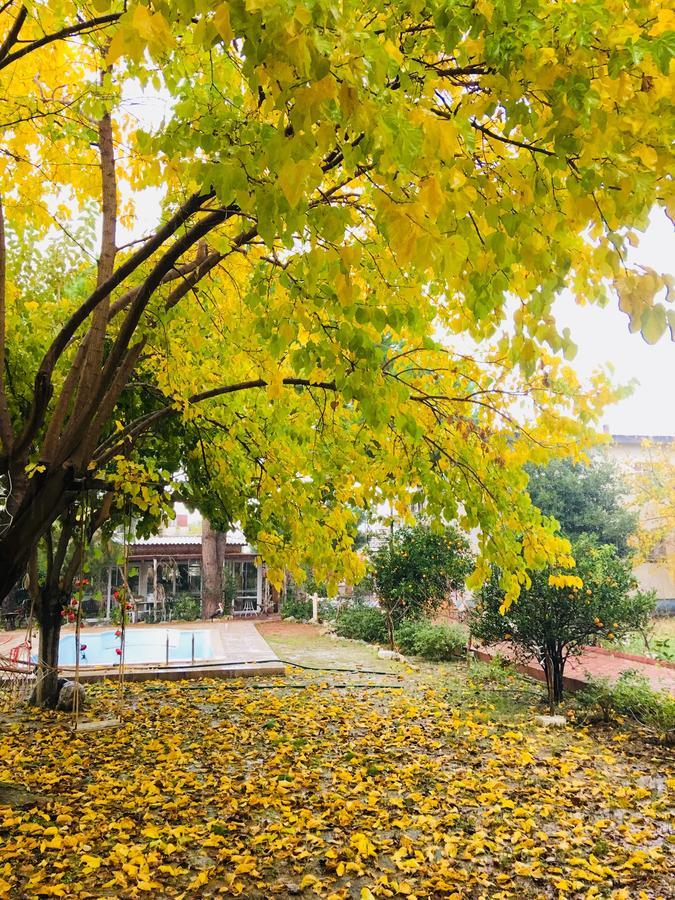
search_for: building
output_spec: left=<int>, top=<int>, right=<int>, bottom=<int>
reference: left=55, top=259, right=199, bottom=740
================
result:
left=107, top=507, right=271, bottom=620
left=605, top=434, right=674, bottom=606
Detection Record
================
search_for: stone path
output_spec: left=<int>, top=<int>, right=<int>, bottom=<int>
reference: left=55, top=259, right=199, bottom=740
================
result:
left=474, top=643, right=675, bottom=694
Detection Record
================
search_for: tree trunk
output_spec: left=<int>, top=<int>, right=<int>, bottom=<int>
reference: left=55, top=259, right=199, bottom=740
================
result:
left=0, top=466, right=74, bottom=599
left=201, top=518, right=222, bottom=619
left=0, top=550, right=28, bottom=605
left=543, top=647, right=565, bottom=712
left=32, top=586, right=68, bottom=709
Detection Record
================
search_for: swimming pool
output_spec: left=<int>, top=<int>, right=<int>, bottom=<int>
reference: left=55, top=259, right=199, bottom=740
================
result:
left=57, top=629, right=214, bottom=667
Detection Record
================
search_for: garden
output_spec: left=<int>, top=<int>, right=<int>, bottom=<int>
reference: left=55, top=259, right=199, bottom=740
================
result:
left=0, top=2, right=674, bottom=897
left=1, top=627, right=673, bottom=899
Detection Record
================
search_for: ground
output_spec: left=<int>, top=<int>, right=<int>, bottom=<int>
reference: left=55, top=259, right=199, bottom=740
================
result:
left=0, top=622, right=673, bottom=899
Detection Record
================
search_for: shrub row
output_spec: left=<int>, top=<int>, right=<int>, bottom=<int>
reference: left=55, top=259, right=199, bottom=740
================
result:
left=333, top=604, right=468, bottom=661
left=335, top=605, right=388, bottom=643
left=395, top=620, right=467, bottom=661
left=280, top=596, right=313, bottom=621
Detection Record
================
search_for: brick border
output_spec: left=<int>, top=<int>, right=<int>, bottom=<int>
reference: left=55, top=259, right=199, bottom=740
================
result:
left=471, top=649, right=588, bottom=693
left=586, top=646, right=675, bottom=670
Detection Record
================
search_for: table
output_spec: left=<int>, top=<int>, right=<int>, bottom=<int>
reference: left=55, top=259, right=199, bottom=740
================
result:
left=2, top=612, right=18, bottom=631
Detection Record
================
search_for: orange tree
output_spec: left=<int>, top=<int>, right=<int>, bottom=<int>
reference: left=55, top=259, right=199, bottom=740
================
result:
left=472, top=536, right=656, bottom=708
left=372, top=525, right=473, bottom=648
left=0, top=1, right=672, bottom=615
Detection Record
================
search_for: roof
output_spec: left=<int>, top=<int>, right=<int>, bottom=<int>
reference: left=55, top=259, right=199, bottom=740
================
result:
left=130, top=528, right=247, bottom=547
left=132, top=535, right=201, bottom=546
left=612, top=434, right=674, bottom=445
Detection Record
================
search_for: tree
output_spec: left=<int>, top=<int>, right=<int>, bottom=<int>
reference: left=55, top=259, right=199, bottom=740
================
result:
left=26, top=496, right=115, bottom=707
left=373, top=526, right=473, bottom=648
left=200, top=517, right=230, bottom=619
left=525, top=456, right=638, bottom=556
left=472, top=536, right=655, bottom=709
left=0, top=0, right=672, bottom=611
left=628, top=441, right=675, bottom=579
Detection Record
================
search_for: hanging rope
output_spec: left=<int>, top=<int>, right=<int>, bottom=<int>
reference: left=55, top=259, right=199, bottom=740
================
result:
left=69, top=494, right=129, bottom=732
left=72, top=491, right=88, bottom=730
left=116, top=505, right=130, bottom=718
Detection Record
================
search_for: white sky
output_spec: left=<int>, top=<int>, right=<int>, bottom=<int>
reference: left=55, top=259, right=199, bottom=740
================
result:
left=553, top=208, right=675, bottom=437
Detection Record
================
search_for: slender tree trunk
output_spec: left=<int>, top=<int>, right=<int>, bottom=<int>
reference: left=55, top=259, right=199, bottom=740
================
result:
left=201, top=518, right=222, bottom=619
left=543, top=646, right=565, bottom=712
left=32, top=586, right=68, bottom=709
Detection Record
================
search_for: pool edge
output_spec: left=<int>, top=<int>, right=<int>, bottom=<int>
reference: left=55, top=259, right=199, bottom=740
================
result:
left=75, top=661, right=286, bottom=683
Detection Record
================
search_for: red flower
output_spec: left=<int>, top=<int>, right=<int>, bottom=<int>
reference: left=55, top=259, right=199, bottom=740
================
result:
left=113, top=591, right=120, bottom=600
left=115, top=630, right=122, bottom=637
left=126, top=603, right=133, bottom=611
left=60, top=610, right=66, bottom=617
left=115, top=648, right=122, bottom=656
left=67, top=613, right=75, bottom=622
left=70, top=598, right=78, bottom=606
left=80, top=644, right=87, bottom=651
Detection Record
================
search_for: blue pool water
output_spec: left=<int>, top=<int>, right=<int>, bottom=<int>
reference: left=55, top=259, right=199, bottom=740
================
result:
left=57, top=629, right=214, bottom=666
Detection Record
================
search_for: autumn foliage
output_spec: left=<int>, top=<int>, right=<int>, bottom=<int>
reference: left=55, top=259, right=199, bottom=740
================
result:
left=0, top=666, right=672, bottom=898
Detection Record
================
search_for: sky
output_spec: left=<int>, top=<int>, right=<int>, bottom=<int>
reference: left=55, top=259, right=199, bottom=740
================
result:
left=553, top=208, right=675, bottom=437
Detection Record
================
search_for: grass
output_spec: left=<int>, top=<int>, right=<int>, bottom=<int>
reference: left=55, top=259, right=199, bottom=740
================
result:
left=608, top=616, right=675, bottom=661
left=0, top=622, right=672, bottom=899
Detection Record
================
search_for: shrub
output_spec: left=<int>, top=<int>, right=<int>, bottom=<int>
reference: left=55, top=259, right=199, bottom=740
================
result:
left=171, top=596, right=201, bottom=621
left=334, top=604, right=388, bottom=644
left=578, top=671, right=675, bottom=740
left=280, top=596, right=313, bottom=621
left=472, top=535, right=655, bottom=706
left=395, top=620, right=467, bottom=661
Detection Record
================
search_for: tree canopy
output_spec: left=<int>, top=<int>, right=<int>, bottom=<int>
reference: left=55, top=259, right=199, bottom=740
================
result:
left=0, top=0, right=673, bottom=605
left=525, top=455, right=639, bottom=556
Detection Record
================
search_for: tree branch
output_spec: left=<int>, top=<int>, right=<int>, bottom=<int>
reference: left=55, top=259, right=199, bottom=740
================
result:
left=43, top=111, right=119, bottom=463
left=83, top=205, right=239, bottom=435
left=94, top=377, right=338, bottom=466
left=64, top=492, right=114, bottom=586
left=0, top=195, right=13, bottom=452
left=13, top=190, right=216, bottom=460
left=0, top=11, right=120, bottom=72
left=470, top=119, right=556, bottom=157
left=0, top=3, right=26, bottom=65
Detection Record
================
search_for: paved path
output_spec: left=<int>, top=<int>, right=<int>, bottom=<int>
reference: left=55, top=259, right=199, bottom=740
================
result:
left=475, top=643, right=675, bottom=694
left=210, top=619, right=281, bottom=664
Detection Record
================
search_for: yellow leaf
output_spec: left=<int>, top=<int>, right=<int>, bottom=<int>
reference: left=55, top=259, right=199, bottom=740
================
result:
left=80, top=855, right=103, bottom=872
left=267, top=370, right=283, bottom=399
left=351, top=832, right=376, bottom=857
left=214, top=4, right=234, bottom=43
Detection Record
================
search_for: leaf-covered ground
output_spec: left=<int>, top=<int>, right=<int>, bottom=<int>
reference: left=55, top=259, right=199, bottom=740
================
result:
left=0, top=630, right=673, bottom=899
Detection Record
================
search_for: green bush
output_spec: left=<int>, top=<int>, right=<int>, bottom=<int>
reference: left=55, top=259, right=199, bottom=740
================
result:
left=171, top=596, right=201, bottom=621
left=280, top=596, right=313, bottom=621
left=334, top=604, right=388, bottom=643
left=395, top=620, right=467, bottom=660
left=578, top=671, right=675, bottom=739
